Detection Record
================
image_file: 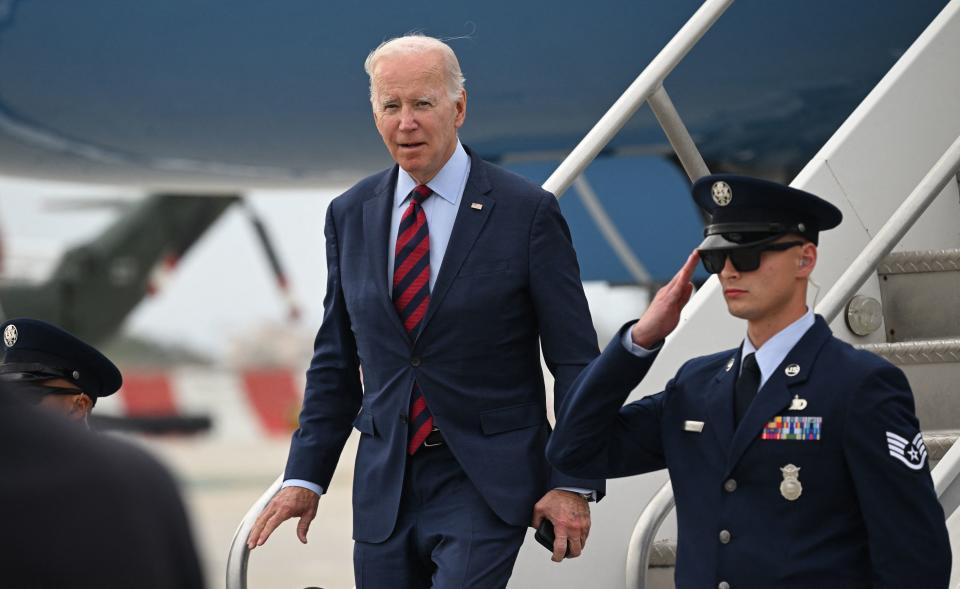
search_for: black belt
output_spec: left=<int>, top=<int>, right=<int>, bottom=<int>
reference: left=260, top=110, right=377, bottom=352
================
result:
left=422, top=427, right=444, bottom=448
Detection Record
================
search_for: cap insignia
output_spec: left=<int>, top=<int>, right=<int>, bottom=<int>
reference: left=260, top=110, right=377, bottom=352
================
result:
left=3, top=324, right=17, bottom=348
left=711, top=181, right=733, bottom=206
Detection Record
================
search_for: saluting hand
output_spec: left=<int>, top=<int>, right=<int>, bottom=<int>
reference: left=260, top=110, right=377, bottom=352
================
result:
left=246, top=486, right=320, bottom=550
left=630, top=250, right=699, bottom=349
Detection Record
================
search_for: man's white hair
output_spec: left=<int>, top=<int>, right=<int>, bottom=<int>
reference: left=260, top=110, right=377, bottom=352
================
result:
left=364, top=34, right=466, bottom=104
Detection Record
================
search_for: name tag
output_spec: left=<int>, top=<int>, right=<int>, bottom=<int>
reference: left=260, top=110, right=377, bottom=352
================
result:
left=762, top=416, right=822, bottom=440
left=684, top=420, right=705, bottom=433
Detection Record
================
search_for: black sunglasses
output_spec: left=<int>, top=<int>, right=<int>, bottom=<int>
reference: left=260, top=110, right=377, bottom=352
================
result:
left=699, top=241, right=805, bottom=274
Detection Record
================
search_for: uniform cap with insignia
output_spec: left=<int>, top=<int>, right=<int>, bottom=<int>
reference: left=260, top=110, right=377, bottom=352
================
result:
left=691, top=174, right=843, bottom=274
left=0, top=318, right=122, bottom=401
left=693, top=174, right=843, bottom=251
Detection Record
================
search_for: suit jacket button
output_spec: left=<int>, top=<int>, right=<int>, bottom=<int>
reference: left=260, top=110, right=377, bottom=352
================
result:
left=411, top=357, right=421, bottom=367
left=719, top=529, right=732, bottom=544
left=718, top=583, right=731, bottom=589
left=724, top=479, right=737, bottom=493
left=399, top=414, right=408, bottom=423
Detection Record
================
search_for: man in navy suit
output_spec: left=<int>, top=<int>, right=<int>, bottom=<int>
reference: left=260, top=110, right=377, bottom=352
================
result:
left=248, top=34, right=602, bottom=587
left=548, top=175, right=950, bottom=588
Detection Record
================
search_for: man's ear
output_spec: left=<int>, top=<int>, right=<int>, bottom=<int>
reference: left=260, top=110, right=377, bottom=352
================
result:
left=73, top=394, right=94, bottom=420
left=797, top=243, right=817, bottom=276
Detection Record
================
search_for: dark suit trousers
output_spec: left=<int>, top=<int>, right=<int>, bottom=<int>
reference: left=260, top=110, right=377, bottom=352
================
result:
left=353, top=445, right=527, bottom=589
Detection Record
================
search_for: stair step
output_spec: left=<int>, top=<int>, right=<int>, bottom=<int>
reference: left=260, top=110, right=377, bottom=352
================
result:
left=877, top=249, right=960, bottom=341
left=858, top=339, right=960, bottom=365
left=878, top=249, right=960, bottom=275
left=924, top=430, right=960, bottom=464
left=648, top=539, right=679, bottom=568
left=857, top=340, right=960, bottom=430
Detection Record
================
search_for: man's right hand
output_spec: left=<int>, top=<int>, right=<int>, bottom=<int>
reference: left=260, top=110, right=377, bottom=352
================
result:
left=630, top=250, right=699, bottom=349
left=246, top=486, right=320, bottom=549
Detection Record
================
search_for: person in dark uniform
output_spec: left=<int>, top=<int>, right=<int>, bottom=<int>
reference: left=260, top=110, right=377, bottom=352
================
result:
left=548, top=175, right=951, bottom=588
left=0, top=317, right=203, bottom=587
left=0, top=387, right=205, bottom=588
left=0, top=317, right=121, bottom=424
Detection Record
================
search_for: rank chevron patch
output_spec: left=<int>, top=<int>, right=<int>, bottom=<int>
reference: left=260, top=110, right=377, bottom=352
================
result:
left=886, top=431, right=928, bottom=470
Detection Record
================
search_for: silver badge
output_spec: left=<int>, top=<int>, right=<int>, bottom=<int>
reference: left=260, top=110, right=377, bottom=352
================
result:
left=780, top=464, right=802, bottom=501
left=3, top=324, right=17, bottom=348
left=725, top=356, right=735, bottom=372
left=711, top=181, right=733, bottom=206
left=789, top=395, right=808, bottom=411
left=785, top=363, right=800, bottom=377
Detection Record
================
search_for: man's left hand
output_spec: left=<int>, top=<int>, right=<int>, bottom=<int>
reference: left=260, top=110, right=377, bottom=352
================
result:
left=531, top=489, right=591, bottom=562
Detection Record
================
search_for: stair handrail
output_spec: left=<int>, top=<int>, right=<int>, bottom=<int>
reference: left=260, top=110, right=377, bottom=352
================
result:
left=226, top=474, right=283, bottom=589
left=624, top=481, right=676, bottom=589
left=541, top=0, right=732, bottom=197
left=932, top=434, right=960, bottom=517
left=815, top=133, right=960, bottom=324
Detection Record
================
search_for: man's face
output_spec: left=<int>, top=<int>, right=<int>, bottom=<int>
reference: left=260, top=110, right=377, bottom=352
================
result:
left=371, top=50, right=466, bottom=185
left=717, top=236, right=815, bottom=322
left=37, top=378, right=92, bottom=422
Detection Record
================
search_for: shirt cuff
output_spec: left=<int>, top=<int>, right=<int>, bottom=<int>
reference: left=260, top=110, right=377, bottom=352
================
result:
left=281, top=479, right=324, bottom=497
left=621, top=322, right=661, bottom=357
left=555, top=486, right=597, bottom=502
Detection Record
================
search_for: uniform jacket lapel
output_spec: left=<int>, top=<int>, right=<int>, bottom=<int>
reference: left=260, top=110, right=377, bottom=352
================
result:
left=417, top=148, right=494, bottom=340
left=726, top=317, right=833, bottom=472
left=363, top=166, right=410, bottom=344
left=706, top=350, right=739, bottom=451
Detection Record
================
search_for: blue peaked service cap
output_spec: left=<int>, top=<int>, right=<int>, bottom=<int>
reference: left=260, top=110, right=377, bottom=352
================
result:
left=692, top=174, right=842, bottom=250
left=0, top=318, right=122, bottom=399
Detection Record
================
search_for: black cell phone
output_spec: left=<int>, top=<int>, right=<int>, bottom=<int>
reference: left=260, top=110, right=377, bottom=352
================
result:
left=535, top=519, right=568, bottom=556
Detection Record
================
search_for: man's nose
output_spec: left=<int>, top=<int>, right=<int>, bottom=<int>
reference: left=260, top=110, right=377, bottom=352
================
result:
left=720, top=256, right=739, bottom=279
left=398, top=106, right=418, bottom=130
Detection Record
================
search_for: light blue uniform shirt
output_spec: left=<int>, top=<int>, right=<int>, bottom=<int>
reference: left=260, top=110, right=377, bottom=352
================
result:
left=740, top=307, right=815, bottom=389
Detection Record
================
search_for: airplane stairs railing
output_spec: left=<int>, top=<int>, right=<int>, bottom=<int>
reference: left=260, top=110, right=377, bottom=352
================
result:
left=226, top=0, right=735, bottom=587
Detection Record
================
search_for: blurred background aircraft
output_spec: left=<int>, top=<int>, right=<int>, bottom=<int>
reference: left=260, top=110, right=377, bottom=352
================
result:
left=0, top=0, right=949, bottom=585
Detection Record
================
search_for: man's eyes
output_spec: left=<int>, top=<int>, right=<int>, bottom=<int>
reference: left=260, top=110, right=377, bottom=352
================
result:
left=381, top=101, right=433, bottom=112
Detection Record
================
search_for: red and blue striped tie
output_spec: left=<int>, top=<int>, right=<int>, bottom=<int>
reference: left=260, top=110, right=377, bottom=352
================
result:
left=393, top=184, right=433, bottom=454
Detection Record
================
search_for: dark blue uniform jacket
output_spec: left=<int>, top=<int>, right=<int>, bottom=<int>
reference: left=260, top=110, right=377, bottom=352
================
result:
left=549, top=316, right=950, bottom=588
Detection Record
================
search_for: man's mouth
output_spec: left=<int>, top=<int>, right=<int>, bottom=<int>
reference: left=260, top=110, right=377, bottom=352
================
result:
left=398, top=142, right=425, bottom=149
